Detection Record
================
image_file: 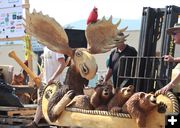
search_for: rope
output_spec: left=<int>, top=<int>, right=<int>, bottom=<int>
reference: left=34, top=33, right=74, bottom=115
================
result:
left=165, top=91, right=179, bottom=113
left=65, top=91, right=180, bottom=118
left=65, top=107, right=132, bottom=118
left=156, top=91, right=179, bottom=113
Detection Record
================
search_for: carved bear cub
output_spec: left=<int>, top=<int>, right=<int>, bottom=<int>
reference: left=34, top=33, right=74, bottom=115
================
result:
left=125, top=92, right=167, bottom=128
left=90, top=83, right=114, bottom=111
left=108, top=85, right=134, bottom=113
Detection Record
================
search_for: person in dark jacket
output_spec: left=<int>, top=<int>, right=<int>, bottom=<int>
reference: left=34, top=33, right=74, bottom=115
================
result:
left=103, top=33, right=137, bottom=88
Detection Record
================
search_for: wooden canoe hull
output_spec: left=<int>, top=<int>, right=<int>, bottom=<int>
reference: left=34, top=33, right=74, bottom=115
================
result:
left=41, top=84, right=178, bottom=128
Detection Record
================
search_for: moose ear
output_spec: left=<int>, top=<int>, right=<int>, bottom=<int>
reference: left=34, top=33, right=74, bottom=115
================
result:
left=139, top=92, right=145, bottom=99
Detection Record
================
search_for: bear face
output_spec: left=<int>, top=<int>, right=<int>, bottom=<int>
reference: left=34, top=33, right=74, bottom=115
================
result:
left=126, top=92, right=157, bottom=113
left=90, top=83, right=114, bottom=110
left=118, top=85, right=134, bottom=98
left=101, top=84, right=113, bottom=100
left=126, top=92, right=159, bottom=128
left=93, top=83, right=113, bottom=100
left=139, top=92, right=157, bottom=111
left=108, top=85, right=134, bottom=112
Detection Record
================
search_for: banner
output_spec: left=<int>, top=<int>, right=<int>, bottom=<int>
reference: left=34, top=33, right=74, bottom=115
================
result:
left=0, top=0, right=22, bottom=8
left=31, top=39, right=44, bottom=52
left=0, top=6, right=24, bottom=38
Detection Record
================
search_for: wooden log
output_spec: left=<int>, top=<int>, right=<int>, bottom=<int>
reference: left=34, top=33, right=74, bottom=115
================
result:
left=52, top=109, right=165, bottom=128
left=0, top=115, right=32, bottom=125
left=8, top=51, right=41, bottom=87
left=41, top=84, right=169, bottom=128
left=42, top=84, right=180, bottom=128
left=0, top=104, right=37, bottom=117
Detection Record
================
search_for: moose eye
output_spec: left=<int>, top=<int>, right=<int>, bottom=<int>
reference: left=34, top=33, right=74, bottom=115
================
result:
left=75, top=50, right=83, bottom=57
left=80, top=64, right=89, bottom=74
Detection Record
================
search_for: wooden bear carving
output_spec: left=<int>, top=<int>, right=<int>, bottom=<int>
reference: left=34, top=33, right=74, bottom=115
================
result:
left=108, top=85, right=134, bottom=113
left=90, top=83, right=114, bottom=110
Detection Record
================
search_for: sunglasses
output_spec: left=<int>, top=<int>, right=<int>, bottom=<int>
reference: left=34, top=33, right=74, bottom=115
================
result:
left=173, top=31, right=180, bottom=35
left=173, top=32, right=176, bottom=36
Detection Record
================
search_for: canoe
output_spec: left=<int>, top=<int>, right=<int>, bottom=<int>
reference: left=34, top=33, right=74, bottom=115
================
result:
left=41, top=83, right=179, bottom=128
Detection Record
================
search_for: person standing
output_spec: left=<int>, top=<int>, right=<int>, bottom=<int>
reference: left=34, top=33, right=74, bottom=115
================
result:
left=26, top=46, right=66, bottom=128
left=42, top=46, right=66, bottom=84
left=103, top=33, right=137, bottom=88
left=159, top=23, right=180, bottom=94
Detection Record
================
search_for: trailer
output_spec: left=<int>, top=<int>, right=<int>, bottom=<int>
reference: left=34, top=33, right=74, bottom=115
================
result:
left=3, top=5, right=180, bottom=128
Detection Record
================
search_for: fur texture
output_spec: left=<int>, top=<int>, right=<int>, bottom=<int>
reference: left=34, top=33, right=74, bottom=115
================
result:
left=125, top=92, right=158, bottom=128
left=108, top=85, right=134, bottom=113
left=64, top=65, right=89, bottom=95
left=47, top=85, right=71, bottom=122
left=11, top=73, right=24, bottom=85
left=90, top=83, right=114, bottom=110
left=67, top=95, right=93, bottom=110
left=11, top=73, right=34, bottom=104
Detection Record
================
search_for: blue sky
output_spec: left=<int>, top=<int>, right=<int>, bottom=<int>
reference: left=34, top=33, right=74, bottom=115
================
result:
left=65, top=19, right=141, bottom=30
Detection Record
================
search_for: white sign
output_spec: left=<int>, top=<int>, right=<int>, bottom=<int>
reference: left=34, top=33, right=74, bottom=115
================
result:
left=32, top=42, right=44, bottom=52
left=0, top=6, right=24, bottom=38
left=31, top=38, right=44, bottom=52
left=0, top=0, right=22, bottom=8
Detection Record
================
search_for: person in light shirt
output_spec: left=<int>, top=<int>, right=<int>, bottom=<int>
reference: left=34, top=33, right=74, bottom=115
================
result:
left=159, top=23, right=180, bottom=94
left=26, top=46, right=66, bottom=128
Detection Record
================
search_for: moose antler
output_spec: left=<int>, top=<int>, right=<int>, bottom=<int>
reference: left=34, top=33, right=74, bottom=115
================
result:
left=86, top=16, right=128, bottom=54
left=24, top=10, right=128, bottom=80
left=25, top=10, right=73, bottom=57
